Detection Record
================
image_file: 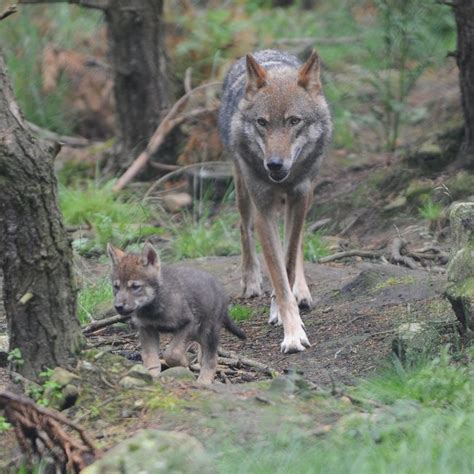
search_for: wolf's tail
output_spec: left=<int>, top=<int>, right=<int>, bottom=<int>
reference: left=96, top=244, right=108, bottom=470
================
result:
left=223, top=313, right=247, bottom=340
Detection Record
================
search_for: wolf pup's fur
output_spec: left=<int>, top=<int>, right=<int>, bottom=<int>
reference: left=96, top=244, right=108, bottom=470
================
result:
left=219, top=49, right=332, bottom=353
left=107, top=243, right=246, bottom=384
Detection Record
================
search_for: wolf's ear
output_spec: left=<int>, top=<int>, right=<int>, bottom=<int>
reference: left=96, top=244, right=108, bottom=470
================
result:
left=245, top=54, right=267, bottom=99
left=297, top=50, right=321, bottom=96
left=141, top=242, right=160, bottom=268
left=107, top=243, right=125, bottom=266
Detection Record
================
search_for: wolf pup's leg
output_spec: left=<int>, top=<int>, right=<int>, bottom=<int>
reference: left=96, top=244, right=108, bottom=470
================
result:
left=138, top=327, right=161, bottom=378
left=255, top=209, right=310, bottom=353
left=164, top=328, right=191, bottom=368
left=197, top=329, right=218, bottom=384
left=234, top=164, right=262, bottom=298
left=284, top=191, right=313, bottom=309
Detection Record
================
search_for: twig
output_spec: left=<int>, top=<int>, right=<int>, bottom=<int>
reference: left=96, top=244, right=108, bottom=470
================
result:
left=0, top=4, right=17, bottom=20
left=274, top=36, right=359, bottom=45
left=112, top=82, right=221, bottom=192
left=318, top=249, right=382, bottom=263
left=0, top=390, right=96, bottom=473
left=390, top=238, right=418, bottom=270
left=218, top=348, right=279, bottom=377
left=82, top=313, right=131, bottom=334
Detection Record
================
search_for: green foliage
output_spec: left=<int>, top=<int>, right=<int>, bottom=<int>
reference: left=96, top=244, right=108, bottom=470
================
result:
left=0, top=4, right=102, bottom=133
left=169, top=210, right=240, bottom=260
left=7, top=348, right=24, bottom=369
left=418, top=198, right=444, bottom=222
left=60, top=180, right=160, bottom=253
left=303, top=231, right=331, bottom=262
left=229, top=304, right=254, bottom=322
left=26, top=369, right=63, bottom=407
left=77, top=277, right=113, bottom=324
left=0, top=416, right=11, bottom=434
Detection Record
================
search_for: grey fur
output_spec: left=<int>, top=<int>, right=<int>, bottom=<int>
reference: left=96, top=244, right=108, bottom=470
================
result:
left=108, top=244, right=245, bottom=384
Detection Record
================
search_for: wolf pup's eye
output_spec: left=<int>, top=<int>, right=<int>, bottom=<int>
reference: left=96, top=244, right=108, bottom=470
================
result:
left=288, top=116, right=301, bottom=126
left=113, top=282, right=120, bottom=291
left=131, top=282, right=142, bottom=291
left=256, top=117, right=267, bottom=127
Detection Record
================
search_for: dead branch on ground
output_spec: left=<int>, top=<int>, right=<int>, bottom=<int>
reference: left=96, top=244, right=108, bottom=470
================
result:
left=0, top=4, right=17, bottom=20
left=390, top=238, right=418, bottom=269
left=0, top=390, right=96, bottom=473
left=26, top=121, right=94, bottom=148
left=113, top=82, right=221, bottom=192
left=218, top=348, right=279, bottom=377
left=82, top=313, right=131, bottom=334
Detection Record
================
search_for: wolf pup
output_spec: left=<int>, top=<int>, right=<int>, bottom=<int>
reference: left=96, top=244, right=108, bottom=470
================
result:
left=107, top=243, right=246, bottom=384
left=218, top=49, right=332, bottom=353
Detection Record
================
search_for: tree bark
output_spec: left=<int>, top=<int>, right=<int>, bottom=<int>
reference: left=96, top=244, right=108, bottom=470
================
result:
left=105, top=0, right=170, bottom=171
left=0, top=51, right=83, bottom=381
left=454, top=0, right=474, bottom=168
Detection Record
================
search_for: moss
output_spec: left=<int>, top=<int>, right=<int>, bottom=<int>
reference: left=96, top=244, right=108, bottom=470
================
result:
left=445, top=172, right=474, bottom=201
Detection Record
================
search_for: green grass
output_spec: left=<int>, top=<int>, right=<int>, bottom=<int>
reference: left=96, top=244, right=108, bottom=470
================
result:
left=169, top=210, right=241, bottom=260
left=418, top=198, right=444, bottom=222
left=59, top=180, right=161, bottom=253
left=303, top=231, right=331, bottom=262
left=215, top=348, right=474, bottom=474
left=77, top=277, right=113, bottom=324
left=229, top=304, right=254, bottom=322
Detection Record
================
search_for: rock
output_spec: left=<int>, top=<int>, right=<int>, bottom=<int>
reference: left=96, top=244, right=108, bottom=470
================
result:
left=268, top=375, right=297, bottom=394
left=446, top=202, right=474, bottom=335
left=392, top=322, right=439, bottom=361
left=119, top=376, right=149, bottom=389
left=49, top=367, right=80, bottom=387
left=45, top=367, right=80, bottom=410
left=159, top=366, right=195, bottom=382
left=162, top=193, right=192, bottom=213
left=0, top=335, right=9, bottom=367
left=127, top=364, right=152, bottom=383
left=82, top=429, right=213, bottom=474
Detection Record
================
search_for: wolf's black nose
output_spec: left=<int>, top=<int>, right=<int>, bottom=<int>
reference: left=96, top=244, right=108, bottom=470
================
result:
left=267, top=158, right=283, bottom=171
left=114, top=304, right=124, bottom=313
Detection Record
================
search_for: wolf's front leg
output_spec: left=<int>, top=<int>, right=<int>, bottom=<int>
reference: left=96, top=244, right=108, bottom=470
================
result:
left=255, top=212, right=310, bottom=353
left=138, top=327, right=161, bottom=378
left=234, top=164, right=262, bottom=298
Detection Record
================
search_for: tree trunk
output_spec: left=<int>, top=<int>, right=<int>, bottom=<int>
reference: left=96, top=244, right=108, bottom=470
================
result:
left=454, top=0, right=474, bottom=168
left=0, top=51, right=83, bottom=381
left=105, top=0, right=170, bottom=171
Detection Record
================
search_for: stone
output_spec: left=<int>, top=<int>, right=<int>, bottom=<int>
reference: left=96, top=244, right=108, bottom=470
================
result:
left=158, top=366, right=195, bottom=382
left=119, top=376, right=149, bottom=389
left=49, top=367, right=80, bottom=387
left=127, top=364, right=152, bottom=383
left=162, top=192, right=192, bottom=213
left=82, top=429, right=214, bottom=474
left=446, top=277, right=474, bottom=337
left=391, top=322, right=439, bottom=361
left=0, top=335, right=9, bottom=367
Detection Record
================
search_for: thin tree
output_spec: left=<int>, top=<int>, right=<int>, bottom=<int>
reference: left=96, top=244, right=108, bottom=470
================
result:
left=0, top=49, right=83, bottom=381
left=19, top=0, right=170, bottom=171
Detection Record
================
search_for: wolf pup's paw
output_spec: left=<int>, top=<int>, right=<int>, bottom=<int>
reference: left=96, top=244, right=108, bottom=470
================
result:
left=268, top=296, right=282, bottom=325
left=280, top=327, right=311, bottom=353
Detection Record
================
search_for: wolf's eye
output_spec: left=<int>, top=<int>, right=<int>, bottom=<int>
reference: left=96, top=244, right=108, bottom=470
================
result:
left=113, top=283, right=120, bottom=291
left=288, top=116, right=301, bottom=126
left=256, top=117, right=267, bottom=127
left=131, top=283, right=142, bottom=291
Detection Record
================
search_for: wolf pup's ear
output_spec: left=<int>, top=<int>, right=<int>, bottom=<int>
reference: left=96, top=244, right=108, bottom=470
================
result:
left=297, top=49, right=321, bottom=97
left=141, top=242, right=160, bottom=268
left=107, top=243, right=125, bottom=265
left=245, top=54, right=267, bottom=99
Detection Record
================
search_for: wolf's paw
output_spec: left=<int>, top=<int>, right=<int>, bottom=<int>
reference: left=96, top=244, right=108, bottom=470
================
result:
left=280, top=327, right=310, bottom=354
left=241, top=272, right=263, bottom=298
left=293, top=283, right=313, bottom=310
left=268, top=296, right=282, bottom=325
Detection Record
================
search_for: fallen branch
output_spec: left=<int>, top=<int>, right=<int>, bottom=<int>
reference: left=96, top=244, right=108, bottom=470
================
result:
left=390, top=238, right=418, bottom=270
left=26, top=121, right=93, bottom=148
left=82, top=313, right=131, bottom=334
left=112, top=82, right=221, bottom=192
left=0, top=390, right=96, bottom=473
left=318, top=249, right=383, bottom=263
left=218, top=348, right=279, bottom=377
left=0, top=4, right=17, bottom=21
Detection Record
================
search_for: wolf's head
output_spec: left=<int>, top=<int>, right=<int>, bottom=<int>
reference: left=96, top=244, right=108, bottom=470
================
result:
left=107, top=243, right=161, bottom=315
left=240, top=50, right=331, bottom=183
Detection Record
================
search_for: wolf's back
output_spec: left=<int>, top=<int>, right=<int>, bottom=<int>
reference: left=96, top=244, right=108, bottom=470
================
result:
left=218, top=50, right=301, bottom=148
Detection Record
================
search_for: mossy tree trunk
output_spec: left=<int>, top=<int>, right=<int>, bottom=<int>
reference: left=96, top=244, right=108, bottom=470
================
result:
left=0, top=51, right=83, bottom=381
left=453, top=0, right=474, bottom=168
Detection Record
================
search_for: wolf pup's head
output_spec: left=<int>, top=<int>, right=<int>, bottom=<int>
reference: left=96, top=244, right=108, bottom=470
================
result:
left=107, top=242, right=161, bottom=315
left=241, top=50, right=331, bottom=183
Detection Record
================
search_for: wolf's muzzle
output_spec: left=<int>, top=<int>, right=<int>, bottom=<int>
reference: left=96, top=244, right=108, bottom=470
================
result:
left=265, top=157, right=289, bottom=182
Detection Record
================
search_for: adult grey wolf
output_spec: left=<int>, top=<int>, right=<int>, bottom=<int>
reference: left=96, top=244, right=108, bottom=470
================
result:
left=218, top=49, right=332, bottom=353
left=108, top=243, right=246, bottom=384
